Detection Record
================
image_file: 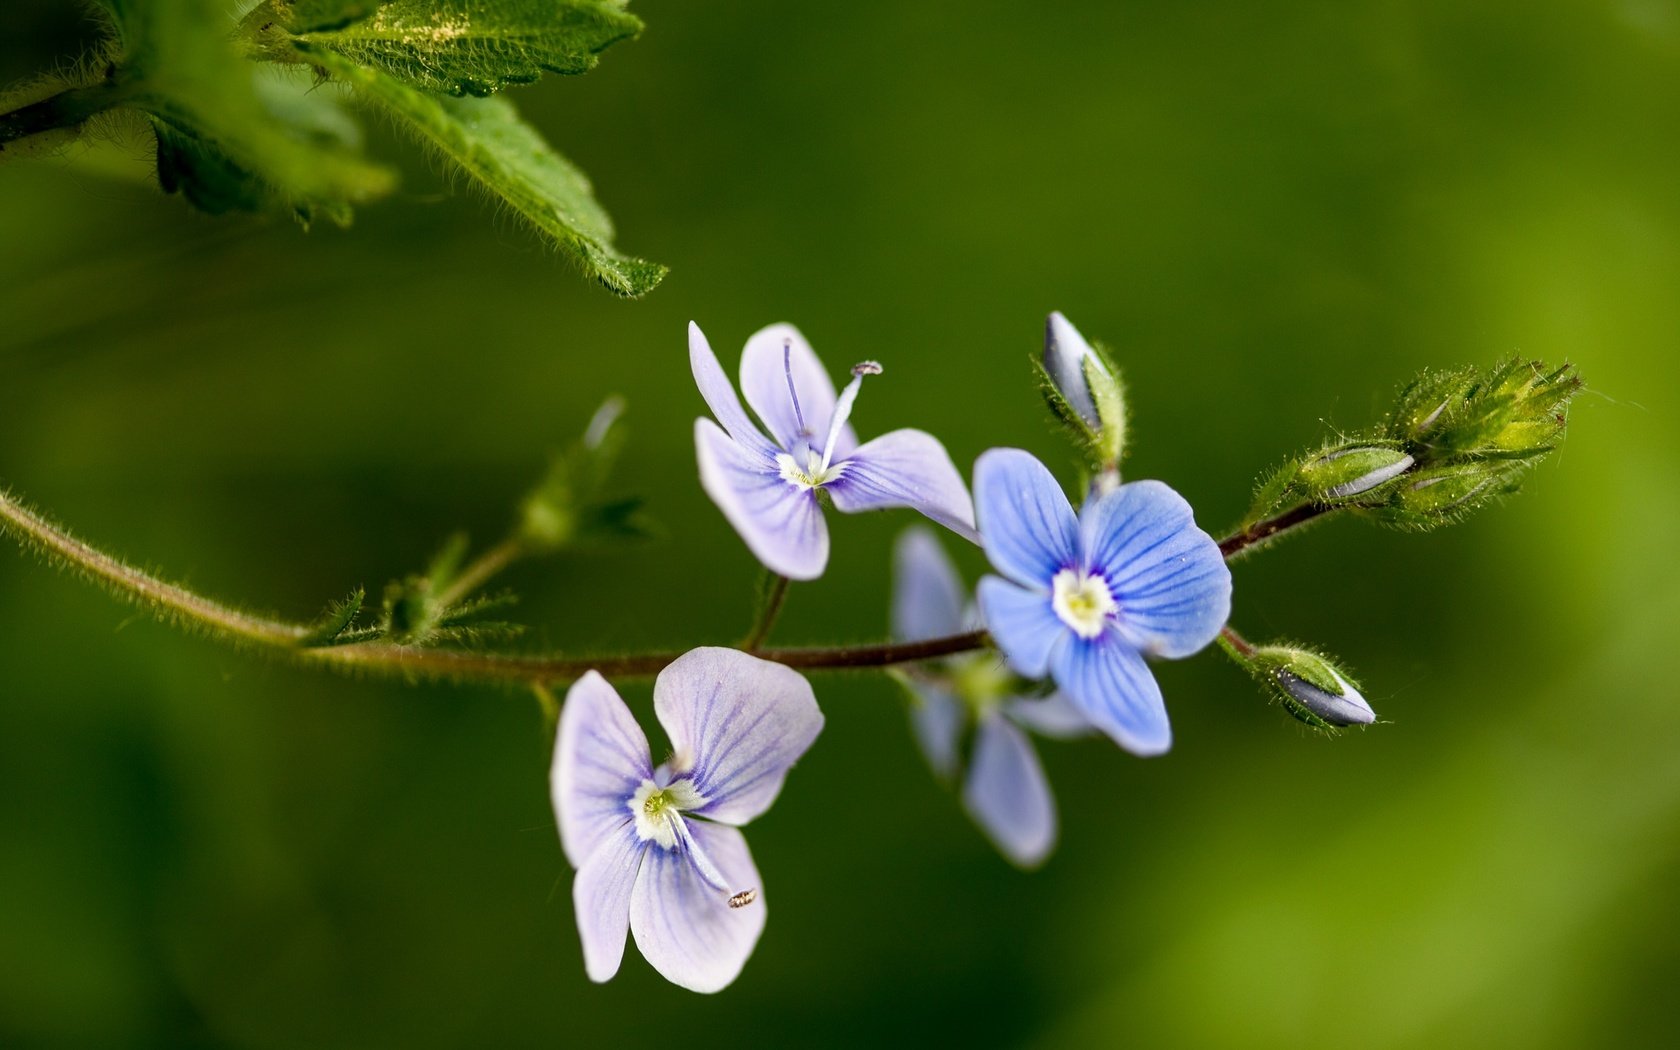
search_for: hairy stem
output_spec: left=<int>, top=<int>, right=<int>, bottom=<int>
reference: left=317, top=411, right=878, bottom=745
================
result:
left=740, top=574, right=790, bottom=650
left=1217, top=624, right=1256, bottom=658
left=0, top=487, right=989, bottom=684
left=0, top=488, right=305, bottom=646
left=434, top=537, right=526, bottom=610
left=1217, top=502, right=1338, bottom=559
left=3, top=464, right=1339, bottom=691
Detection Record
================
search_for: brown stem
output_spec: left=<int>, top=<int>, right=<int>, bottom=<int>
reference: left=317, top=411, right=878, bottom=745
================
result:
left=1217, top=502, right=1337, bottom=559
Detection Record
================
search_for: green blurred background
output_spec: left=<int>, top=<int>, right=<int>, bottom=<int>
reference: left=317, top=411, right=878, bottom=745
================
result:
left=3, top=1, right=1677, bottom=1046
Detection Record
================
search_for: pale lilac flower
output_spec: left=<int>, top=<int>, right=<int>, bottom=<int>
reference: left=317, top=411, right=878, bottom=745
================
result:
left=551, top=647, right=823, bottom=993
left=974, top=449, right=1231, bottom=756
left=690, top=321, right=978, bottom=580
left=893, top=526, right=1090, bottom=867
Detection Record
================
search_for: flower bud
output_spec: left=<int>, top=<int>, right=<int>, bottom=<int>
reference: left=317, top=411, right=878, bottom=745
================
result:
left=1274, top=665, right=1375, bottom=727
left=1299, top=444, right=1414, bottom=502
left=1388, top=359, right=1579, bottom=457
left=1039, top=311, right=1126, bottom=468
left=1228, top=641, right=1376, bottom=729
left=1369, top=462, right=1515, bottom=527
left=518, top=397, right=651, bottom=553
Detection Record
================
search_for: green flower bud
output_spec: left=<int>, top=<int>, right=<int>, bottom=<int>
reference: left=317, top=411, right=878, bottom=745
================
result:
left=1389, top=359, right=1580, bottom=459
left=1370, top=462, right=1517, bottom=527
left=517, top=397, right=651, bottom=553
left=1037, top=312, right=1127, bottom=470
left=1299, top=443, right=1415, bottom=503
left=1230, top=643, right=1376, bottom=729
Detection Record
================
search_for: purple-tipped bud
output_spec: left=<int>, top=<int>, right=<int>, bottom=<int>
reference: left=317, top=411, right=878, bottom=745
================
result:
left=1275, top=667, right=1375, bottom=727
left=1231, top=643, right=1377, bottom=730
left=1040, top=312, right=1126, bottom=466
left=1043, top=312, right=1103, bottom=429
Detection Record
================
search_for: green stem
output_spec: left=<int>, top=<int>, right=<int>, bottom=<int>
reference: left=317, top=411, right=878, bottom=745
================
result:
left=1, top=467, right=1340, bottom=690
left=434, top=537, right=526, bottom=610
left=740, top=573, right=790, bottom=650
left=0, top=487, right=988, bottom=685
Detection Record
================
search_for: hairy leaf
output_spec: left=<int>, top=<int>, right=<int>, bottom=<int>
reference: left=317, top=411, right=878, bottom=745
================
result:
left=269, top=0, right=391, bottom=34
left=301, top=587, right=368, bottom=646
left=301, top=44, right=663, bottom=295
left=119, top=0, right=394, bottom=219
left=288, top=0, right=642, bottom=97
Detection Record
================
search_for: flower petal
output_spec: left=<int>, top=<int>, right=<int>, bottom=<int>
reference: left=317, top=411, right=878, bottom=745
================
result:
left=1048, top=631, right=1172, bottom=756
left=976, top=576, right=1066, bottom=679
left=696, top=417, right=830, bottom=580
left=1003, top=692, right=1091, bottom=740
left=1079, top=480, right=1232, bottom=658
left=739, top=323, right=855, bottom=459
left=654, top=647, right=824, bottom=825
left=629, top=821, right=767, bottom=994
left=963, top=712, right=1057, bottom=868
left=552, top=670, right=653, bottom=869
left=973, top=448, right=1079, bottom=587
left=827, top=429, right=978, bottom=542
left=690, top=321, right=776, bottom=455
left=572, top=823, right=646, bottom=983
left=906, top=680, right=964, bottom=780
left=892, top=526, right=967, bottom=641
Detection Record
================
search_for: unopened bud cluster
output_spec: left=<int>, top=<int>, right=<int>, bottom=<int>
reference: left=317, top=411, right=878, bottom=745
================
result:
left=1244, top=358, right=1579, bottom=530
left=1371, top=359, right=1580, bottom=529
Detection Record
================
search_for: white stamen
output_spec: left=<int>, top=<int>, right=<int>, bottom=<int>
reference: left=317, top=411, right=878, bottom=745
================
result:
left=820, top=361, right=881, bottom=472
left=783, top=340, right=811, bottom=440
left=1051, top=568, right=1118, bottom=639
left=629, top=777, right=707, bottom=849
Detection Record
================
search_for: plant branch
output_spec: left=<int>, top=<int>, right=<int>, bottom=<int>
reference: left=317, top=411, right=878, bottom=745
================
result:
left=434, top=537, right=526, bottom=610
left=0, top=487, right=991, bottom=685
left=740, top=573, right=790, bottom=650
left=4, top=466, right=1337, bottom=692
left=1217, top=502, right=1339, bottom=559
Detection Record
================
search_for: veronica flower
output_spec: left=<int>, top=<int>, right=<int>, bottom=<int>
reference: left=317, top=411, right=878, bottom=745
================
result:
left=894, top=527, right=1089, bottom=867
left=690, top=321, right=978, bottom=580
left=974, top=448, right=1231, bottom=756
left=551, top=647, right=823, bottom=993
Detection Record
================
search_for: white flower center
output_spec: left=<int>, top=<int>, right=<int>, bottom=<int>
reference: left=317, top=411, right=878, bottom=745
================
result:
left=777, top=449, right=842, bottom=490
left=1051, top=568, right=1117, bottom=639
left=629, top=777, right=707, bottom=849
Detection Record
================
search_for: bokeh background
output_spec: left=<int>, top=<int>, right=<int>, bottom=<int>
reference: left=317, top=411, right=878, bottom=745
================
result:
left=3, top=1, right=1678, bottom=1046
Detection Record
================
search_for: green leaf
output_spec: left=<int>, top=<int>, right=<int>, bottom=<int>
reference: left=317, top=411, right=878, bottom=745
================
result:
left=301, top=587, right=368, bottom=646
left=118, top=0, right=395, bottom=220
left=287, top=0, right=643, bottom=97
left=271, top=0, right=391, bottom=35
left=300, top=44, right=663, bottom=295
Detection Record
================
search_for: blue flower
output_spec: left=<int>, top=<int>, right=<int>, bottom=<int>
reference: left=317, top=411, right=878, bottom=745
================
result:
left=894, top=526, right=1091, bottom=867
left=690, top=321, right=977, bottom=580
left=551, top=647, right=823, bottom=993
left=973, top=448, right=1231, bottom=755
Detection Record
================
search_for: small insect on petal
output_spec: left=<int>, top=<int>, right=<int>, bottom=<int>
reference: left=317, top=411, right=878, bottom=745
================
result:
left=728, top=888, right=759, bottom=909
